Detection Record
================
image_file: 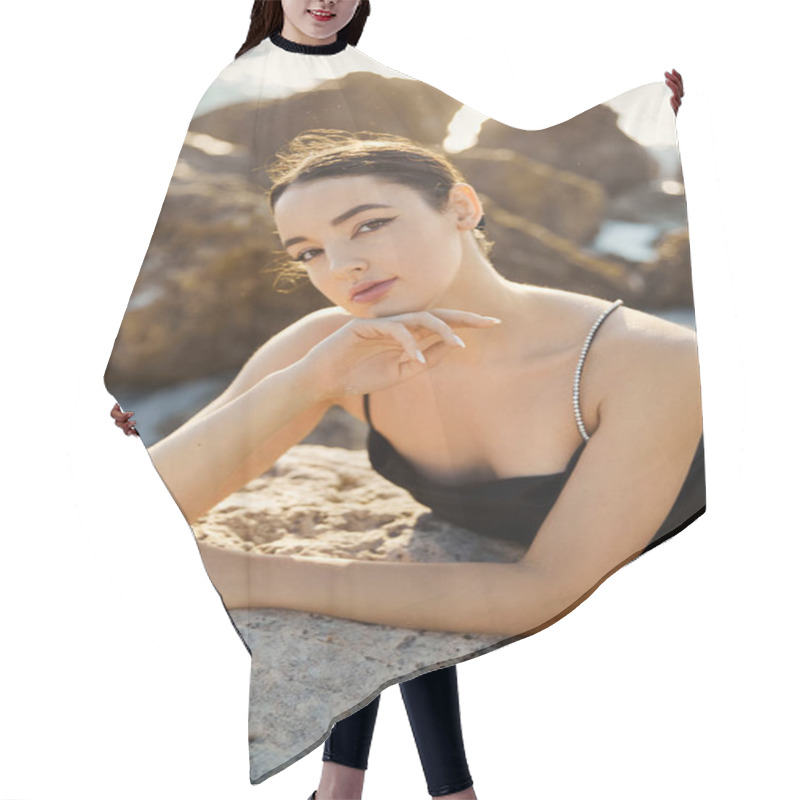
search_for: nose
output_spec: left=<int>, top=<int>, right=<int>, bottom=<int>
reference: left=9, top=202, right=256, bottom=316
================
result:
left=328, top=247, right=367, bottom=280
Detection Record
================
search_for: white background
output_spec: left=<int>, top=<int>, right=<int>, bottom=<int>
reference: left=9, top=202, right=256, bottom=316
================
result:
left=1, top=1, right=797, bottom=798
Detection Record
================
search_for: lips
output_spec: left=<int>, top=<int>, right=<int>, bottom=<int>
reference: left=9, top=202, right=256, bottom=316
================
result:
left=349, top=277, right=398, bottom=302
left=308, top=9, right=335, bottom=20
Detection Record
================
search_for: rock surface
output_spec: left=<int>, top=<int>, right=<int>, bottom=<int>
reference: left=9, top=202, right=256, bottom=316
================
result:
left=235, top=609, right=506, bottom=783
left=191, top=71, right=464, bottom=180
left=475, top=102, right=657, bottom=195
left=450, top=147, right=607, bottom=244
left=193, top=444, right=519, bottom=781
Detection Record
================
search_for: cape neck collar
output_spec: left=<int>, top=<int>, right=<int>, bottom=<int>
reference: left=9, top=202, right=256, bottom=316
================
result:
left=269, top=31, right=349, bottom=55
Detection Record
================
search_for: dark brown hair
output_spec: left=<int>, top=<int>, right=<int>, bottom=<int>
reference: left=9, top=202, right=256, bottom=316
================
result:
left=265, top=130, right=494, bottom=288
left=236, top=0, right=372, bottom=59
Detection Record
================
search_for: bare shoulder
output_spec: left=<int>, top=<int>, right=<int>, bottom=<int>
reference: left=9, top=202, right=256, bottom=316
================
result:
left=589, top=300, right=698, bottom=383
left=531, top=288, right=701, bottom=432
left=535, top=287, right=698, bottom=368
left=580, top=299, right=701, bottom=433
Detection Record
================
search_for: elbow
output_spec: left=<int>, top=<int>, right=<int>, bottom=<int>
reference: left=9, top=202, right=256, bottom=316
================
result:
left=494, top=563, right=578, bottom=638
left=459, top=563, right=552, bottom=637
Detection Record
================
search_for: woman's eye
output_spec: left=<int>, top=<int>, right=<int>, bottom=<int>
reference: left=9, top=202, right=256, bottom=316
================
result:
left=357, top=216, right=395, bottom=234
left=294, top=248, right=321, bottom=264
left=291, top=218, right=395, bottom=264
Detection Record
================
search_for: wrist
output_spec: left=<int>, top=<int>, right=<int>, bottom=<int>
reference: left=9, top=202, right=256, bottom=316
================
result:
left=288, top=352, right=340, bottom=403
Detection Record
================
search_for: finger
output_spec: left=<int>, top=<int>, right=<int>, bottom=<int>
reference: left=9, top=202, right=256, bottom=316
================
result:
left=390, top=308, right=500, bottom=326
left=417, top=338, right=453, bottom=365
left=425, top=309, right=503, bottom=327
left=389, top=309, right=501, bottom=336
left=665, top=69, right=682, bottom=84
left=111, top=406, right=134, bottom=423
left=400, top=312, right=468, bottom=348
left=667, top=79, right=683, bottom=98
left=382, top=321, right=428, bottom=364
left=397, top=339, right=449, bottom=379
left=357, top=310, right=500, bottom=354
left=414, top=331, right=446, bottom=351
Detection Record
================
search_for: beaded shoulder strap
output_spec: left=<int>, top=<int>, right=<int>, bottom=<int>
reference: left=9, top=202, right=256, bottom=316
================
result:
left=572, top=299, right=624, bottom=442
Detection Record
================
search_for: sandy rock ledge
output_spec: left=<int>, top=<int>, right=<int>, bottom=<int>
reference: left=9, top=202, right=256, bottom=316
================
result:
left=193, top=444, right=522, bottom=782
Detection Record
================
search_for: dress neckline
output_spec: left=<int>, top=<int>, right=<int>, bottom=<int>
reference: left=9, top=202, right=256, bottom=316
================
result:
left=363, top=299, right=625, bottom=490
left=367, top=424, right=587, bottom=490
left=269, top=31, right=349, bottom=55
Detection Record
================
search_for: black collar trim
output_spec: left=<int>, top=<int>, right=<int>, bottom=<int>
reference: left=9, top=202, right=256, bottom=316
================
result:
left=269, top=32, right=348, bottom=55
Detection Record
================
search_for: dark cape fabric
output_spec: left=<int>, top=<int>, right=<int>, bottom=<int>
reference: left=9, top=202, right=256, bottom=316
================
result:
left=104, top=32, right=705, bottom=782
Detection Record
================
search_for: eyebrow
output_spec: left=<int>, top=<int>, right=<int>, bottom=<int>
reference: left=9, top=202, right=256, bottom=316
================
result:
left=281, top=203, right=394, bottom=250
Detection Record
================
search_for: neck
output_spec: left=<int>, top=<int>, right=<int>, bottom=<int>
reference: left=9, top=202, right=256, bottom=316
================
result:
left=431, top=250, right=534, bottom=357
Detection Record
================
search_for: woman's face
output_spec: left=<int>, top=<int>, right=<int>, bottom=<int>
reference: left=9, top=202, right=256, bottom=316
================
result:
left=281, top=0, right=361, bottom=43
left=274, top=175, right=470, bottom=318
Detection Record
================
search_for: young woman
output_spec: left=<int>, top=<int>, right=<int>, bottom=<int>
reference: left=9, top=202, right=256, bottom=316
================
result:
left=172, top=141, right=705, bottom=615
left=138, top=139, right=704, bottom=795
left=110, top=3, right=700, bottom=799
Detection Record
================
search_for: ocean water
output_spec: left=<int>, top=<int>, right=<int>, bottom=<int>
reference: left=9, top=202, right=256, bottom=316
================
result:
left=590, top=220, right=664, bottom=262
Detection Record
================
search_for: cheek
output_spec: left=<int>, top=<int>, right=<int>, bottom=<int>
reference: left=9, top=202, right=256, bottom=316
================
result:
left=288, top=1, right=309, bottom=26
left=306, top=269, right=352, bottom=309
left=304, top=269, right=332, bottom=299
left=407, top=225, right=463, bottom=280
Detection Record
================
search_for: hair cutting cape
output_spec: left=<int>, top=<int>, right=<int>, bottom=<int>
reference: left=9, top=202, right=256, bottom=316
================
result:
left=104, top=32, right=705, bottom=784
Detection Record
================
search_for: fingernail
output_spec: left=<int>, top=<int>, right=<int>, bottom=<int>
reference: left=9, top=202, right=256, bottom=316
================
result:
left=416, top=349, right=427, bottom=364
left=485, top=316, right=502, bottom=324
left=454, top=335, right=466, bottom=348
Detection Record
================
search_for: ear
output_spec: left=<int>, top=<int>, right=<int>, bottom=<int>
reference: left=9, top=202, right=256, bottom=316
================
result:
left=448, top=182, right=484, bottom=230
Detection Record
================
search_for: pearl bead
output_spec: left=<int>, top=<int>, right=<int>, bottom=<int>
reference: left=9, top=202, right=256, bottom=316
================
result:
left=572, top=299, right=624, bottom=443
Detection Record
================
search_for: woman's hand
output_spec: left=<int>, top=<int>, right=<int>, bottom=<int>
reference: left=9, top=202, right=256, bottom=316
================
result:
left=110, top=402, right=139, bottom=436
left=301, top=309, right=502, bottom=400
left=665, top=68, right=684, bottom=115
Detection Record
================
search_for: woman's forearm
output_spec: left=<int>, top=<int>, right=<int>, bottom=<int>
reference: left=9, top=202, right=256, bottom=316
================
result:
left=148, top=361, right=323, bottom=524
left=201, top=542, right=576, bottom=636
